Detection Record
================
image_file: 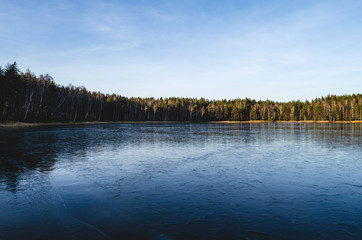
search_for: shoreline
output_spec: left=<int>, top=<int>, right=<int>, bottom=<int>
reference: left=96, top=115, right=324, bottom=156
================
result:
left=209, top=120, right=362, bottom=123
left=1, top=120, right=362, bottom=129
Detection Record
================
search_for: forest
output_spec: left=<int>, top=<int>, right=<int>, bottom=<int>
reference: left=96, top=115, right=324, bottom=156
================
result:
left=1, top=62, right=361, bottom=123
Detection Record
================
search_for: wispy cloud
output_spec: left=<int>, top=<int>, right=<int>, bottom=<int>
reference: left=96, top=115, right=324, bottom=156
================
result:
left=1, top=0, right=361, bottom=101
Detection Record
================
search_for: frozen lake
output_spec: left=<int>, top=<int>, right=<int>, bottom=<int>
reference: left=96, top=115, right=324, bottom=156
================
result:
left=1, top=123, right=362, bottom=239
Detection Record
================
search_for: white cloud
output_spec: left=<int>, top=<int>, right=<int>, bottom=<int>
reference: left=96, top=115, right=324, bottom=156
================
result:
left=1, top=0, right=362, bottom=101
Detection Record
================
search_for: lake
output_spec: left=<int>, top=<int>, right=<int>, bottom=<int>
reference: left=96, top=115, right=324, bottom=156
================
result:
left=1, top=123, right=362, bottom=239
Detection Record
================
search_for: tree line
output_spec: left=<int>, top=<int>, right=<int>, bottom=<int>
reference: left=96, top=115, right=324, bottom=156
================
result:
left=1, top=62, right=361, bottom=122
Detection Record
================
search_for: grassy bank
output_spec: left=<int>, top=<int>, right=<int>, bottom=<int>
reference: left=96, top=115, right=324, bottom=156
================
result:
left=210, top=120, right=362, bottom=123
left=1, top=120, right=362, bottom=130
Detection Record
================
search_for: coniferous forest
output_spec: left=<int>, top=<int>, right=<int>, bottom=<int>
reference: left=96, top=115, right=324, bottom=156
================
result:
left=1, top=62, right=361, bottom=123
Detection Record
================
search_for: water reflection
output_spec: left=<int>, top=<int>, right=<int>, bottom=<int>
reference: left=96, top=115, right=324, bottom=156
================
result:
left=0, top=123, right=362, bottom=239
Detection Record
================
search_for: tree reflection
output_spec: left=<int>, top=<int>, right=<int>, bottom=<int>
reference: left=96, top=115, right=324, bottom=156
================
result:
left=1, top=123, right=361, bottom=191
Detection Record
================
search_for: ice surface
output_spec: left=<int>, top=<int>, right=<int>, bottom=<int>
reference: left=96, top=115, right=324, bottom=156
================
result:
left=1, top=123, right=362, bottom=239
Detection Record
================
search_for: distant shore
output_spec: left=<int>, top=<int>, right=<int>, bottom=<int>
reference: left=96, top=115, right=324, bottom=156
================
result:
left=1, top=120, right=362, bottom=130
left=210, top=120, right=362, bottom=123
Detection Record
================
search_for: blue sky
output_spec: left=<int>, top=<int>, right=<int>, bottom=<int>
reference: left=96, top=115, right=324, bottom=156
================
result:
left=1, top=0, right=361, bottom=101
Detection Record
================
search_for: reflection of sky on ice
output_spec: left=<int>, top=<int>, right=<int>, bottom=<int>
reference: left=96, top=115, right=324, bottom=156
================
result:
left=1, top=123, right=362, bottom=239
